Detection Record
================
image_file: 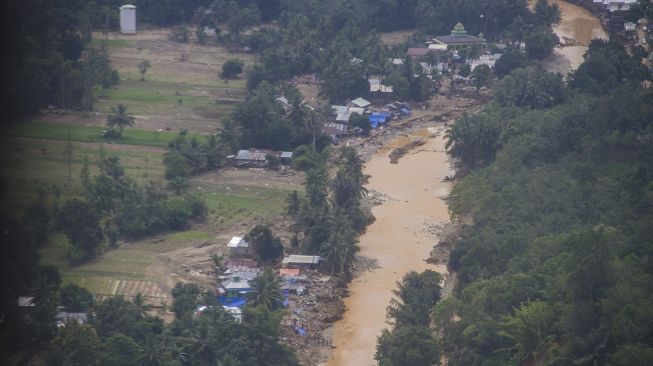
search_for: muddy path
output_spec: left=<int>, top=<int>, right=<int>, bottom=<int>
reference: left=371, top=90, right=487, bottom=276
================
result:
left=322, top=127, right=453, bottom=366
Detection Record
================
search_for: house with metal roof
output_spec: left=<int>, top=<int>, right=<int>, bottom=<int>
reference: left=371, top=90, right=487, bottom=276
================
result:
left=349, top=97, right=371, bottom=108
left=229, top=149, right=293, bottom=167
left=282, top=255, right=322, bottom=269
left=227, top=236, right=252, bottom=257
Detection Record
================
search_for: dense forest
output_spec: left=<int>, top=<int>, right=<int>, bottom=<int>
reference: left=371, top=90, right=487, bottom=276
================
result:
left=417, top=40, right=652, bottom=365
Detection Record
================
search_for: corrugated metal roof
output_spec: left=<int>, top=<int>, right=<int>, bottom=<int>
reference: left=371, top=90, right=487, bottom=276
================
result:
left=336, top=112, right=351, bottom=122
left=350, top=98, right=371, bottom=108
left=332, top=105, right=349, bottom=115
left=324, top=123, right=348, bottom=136
left=348, top=107, right=365, bottom=115
left=228, top=236, right=249, bottom=248
left=407, top=48, right=430, bottom=57
left=282, top=255, right=321, bottom=264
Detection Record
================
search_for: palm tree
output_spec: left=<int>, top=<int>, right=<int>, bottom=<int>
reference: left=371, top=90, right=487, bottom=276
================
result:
left=304, top=167, right=329, bottom=209
left=106, top=104, right=134, bottom=137
left=188, top=322, right=216, bottom=366
left=136, top=333, right=165, bottom=366
left=247, top=268, right=284, bottom=311
left=321, top=231, right=344, bottom=275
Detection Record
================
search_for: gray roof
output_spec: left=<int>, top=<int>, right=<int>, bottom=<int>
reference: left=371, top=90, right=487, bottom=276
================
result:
left=433, top=35, right=485, bottom=44
left=324, top=123, right=348, bottom=136
left=282, top=255, right=321, bottom=265
left=56, top=312, right=87, bottom=324
left=221, top=276, right=252, bottom=290
left=235, top=149, right=270, bottom=161
left=280, top=152, right=293, bottom=159
left=228, top=236, right=249, bottom=248
left=407, top=48, right=430, bottom=57
left=350, top=98, right=371, bottom=108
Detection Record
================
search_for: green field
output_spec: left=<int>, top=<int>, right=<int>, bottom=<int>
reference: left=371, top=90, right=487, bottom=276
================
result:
left=2, top=122, right=206, bottom=147
left=2, top=31, right=291, bottom=305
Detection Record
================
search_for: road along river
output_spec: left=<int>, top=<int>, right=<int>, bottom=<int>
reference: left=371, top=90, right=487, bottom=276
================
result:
left=323, top=128, right=452, bottom=366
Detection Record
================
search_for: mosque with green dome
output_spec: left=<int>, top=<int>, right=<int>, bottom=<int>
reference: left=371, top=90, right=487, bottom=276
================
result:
left=427, top=22, right=486, bottom=50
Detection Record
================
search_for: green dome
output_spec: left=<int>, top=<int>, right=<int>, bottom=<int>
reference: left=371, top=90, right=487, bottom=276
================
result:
left=451, top=22, right=468, bottom=36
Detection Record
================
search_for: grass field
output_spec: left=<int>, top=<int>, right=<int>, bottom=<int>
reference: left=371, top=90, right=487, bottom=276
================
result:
left=2, top=121, right=206, bottom=147
left=2, top=30, right=293, bottom=307
left=0, top=136, right=166, bottom=215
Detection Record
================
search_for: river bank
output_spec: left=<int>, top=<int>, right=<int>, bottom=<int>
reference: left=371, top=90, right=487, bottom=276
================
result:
left=541, top=0, right=609, bottom=73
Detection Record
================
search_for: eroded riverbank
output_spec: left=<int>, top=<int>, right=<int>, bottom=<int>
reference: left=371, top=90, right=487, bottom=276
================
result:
left=541, top=0, right=608, bottom=73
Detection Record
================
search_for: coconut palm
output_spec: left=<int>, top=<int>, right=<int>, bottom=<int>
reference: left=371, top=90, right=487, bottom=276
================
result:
left=247, top=268, right=284, bottom=311
left=303, top=167, right=328, bottom=209
left=136, top=333, right=165, bottom=366
left=106, top=104, right=134, bottom=137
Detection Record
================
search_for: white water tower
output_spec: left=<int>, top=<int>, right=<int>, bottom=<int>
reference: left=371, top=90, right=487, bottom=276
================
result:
left=120, top=5, right=136, bottom=34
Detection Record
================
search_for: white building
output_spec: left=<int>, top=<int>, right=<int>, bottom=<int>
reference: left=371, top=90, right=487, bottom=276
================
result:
left=227, top=236, right=252, bottom=257
left=593, top=0, right=637, bottom=12
left=120, top=5, right=137, bottom=34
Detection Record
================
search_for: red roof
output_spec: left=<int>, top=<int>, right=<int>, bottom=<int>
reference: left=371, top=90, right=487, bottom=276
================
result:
left=279, top=268, right=300, bottom=277
left=406, top=48, right=430, bottom=57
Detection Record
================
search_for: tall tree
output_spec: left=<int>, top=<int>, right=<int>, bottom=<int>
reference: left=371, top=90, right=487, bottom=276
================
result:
left=106, top=104, right=135, bottom=137
left=247, top=268, right=284, bottom=311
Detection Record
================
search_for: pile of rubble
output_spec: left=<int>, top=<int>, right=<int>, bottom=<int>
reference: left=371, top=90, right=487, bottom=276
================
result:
left=280, top=271, right=346, bottom=366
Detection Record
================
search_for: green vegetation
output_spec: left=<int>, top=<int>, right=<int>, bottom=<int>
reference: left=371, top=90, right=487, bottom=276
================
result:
left=376, top=271, right=443, bottom=366
left=434, top=40, right=653, bottom=365
left=2, top=122, right=199, bottom=148
left=221, top=59, right=245, bottom=79
left=245, top=225, right=284, bottom=263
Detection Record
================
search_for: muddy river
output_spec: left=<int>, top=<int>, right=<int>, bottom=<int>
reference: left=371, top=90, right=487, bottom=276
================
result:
left=322, top=2, right=606, bottom=365
left=548, top=0, right=608, bottom=71
left=323, top=129, right=452, bottom=366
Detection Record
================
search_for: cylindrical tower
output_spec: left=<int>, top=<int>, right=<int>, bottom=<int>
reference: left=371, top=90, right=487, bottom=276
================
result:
left=119, top=5, right=136, bottom=34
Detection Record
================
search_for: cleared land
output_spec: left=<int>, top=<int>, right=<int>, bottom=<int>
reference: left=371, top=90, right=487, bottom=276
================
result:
left=1, top=30, right=294, bottom=307
left=37, top=29, right=254, bottom=133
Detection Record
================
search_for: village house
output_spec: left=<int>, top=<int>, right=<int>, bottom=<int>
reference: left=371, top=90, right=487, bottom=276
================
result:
left=194, top=305, right=243, bottom=323
left=227, top=236, right=252, bottom=257
left=323, top=122, right=349, bottom=143
left=369, top=76, right=394, bottom=94
left=593, top=0, right=638, bottom=12
left=406, top=47, right=431, bottom=58
left=220, top=275, right=253, bottom=298
left=229, top=149, right=293, bottom=167
left=276, top=95, right=293, bottom=114
left=468, top=53, right=503, bottom=71
left=282, top=255, right=322, bottom=270
left=349, top=97, right=371, bottom=109
left=55, top=312, right=87, bottom=326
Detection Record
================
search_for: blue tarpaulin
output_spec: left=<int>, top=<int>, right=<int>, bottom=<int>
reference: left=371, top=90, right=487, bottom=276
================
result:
left=218, top=296, right=247, bottom=308
left=400, top=107, right=411, bottom=116
left=369, top=112, right=391, bottom=128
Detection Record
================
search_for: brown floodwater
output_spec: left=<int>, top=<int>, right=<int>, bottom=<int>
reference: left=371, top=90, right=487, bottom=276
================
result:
left=549, top=0, right=608, bottom=70
left=322, top=3, right=607, bottom=364
left=323, top=129, right=451, bottom=366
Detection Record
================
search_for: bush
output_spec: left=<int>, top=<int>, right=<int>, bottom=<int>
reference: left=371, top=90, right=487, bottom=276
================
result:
left=221, top=59, right=244, bottom=79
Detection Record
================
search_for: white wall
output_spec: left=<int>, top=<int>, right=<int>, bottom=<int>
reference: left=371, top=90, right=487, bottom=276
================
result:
left=120, top=6, right=136, bottom=34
